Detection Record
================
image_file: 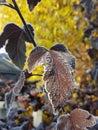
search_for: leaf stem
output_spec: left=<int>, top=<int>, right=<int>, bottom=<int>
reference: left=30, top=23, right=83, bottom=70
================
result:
left=0, top=3, right=14, bottom=9
left=12, top=0, right=37, bottom=47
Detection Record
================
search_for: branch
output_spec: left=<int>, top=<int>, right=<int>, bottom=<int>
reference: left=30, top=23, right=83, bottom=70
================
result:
left=0, top=3, right=15, bottom=9
left=12, top=0, right=37, bottom=47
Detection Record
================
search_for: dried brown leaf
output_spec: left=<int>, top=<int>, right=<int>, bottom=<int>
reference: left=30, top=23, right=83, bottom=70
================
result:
left=56, top=114, right=74, bottom=130
left=70, top=109, right=96, bottom=130
left=27, top=46, right=48, bottom=73
left=56, top=109, right=95, bottom=130
left=43, top=50, right=75, bottom=112
left=27, top=44, right=75, bottom=113
left=50, top=43, right=75, bottom=71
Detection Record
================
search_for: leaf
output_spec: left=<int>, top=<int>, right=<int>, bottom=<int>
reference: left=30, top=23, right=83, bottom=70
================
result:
left=44, top=49, right=75, bottom=112
left=5, top=71, right=25, bottom=110
left=0, top=23, right=34, bottom=69
left=56, top=114, right=73, bottom=130
left=27, top=0, right=41, bottom=11
left=70, top=109, right=95, bottom=130
left=27, top=44, right=75, bottom=113
left=6, top=36, right=26, bottom=69
left=23, top=23, right=34, bottom=43
left=5, top=90, right=15, bottom=109
left=13, top=71, right=25, bottom=96
left=50, top=44, right=75, bottom=70
left=56, top=109, right=95, bottom=130
left=0, top=23, right=25, bottom=69
left=27, top=46, right=48, bottom=73
left=88, top=123, right=98, bottom=130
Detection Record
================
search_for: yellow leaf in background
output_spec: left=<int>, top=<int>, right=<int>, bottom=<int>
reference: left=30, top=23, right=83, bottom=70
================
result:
left=95, top=109, right=98, bottom=116
left=37, top=92, right=45, bottom=98
left=64, top=105, right=71, bottom=112
left=15, top=119, right=19, bottom=125
left=24, top=105, right=33, bottom=117
left=92, top=95, right=98, bottom=102
left=72, top=92, right=78, bottom=99
left=42, top=110, right=54, bottom=125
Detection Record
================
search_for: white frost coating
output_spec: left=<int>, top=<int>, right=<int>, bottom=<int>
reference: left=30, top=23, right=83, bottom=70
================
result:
left=12, top=72, right=25, bottom=96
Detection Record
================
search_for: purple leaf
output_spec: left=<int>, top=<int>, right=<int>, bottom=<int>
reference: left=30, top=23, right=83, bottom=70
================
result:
left=0, top=23, right=34, bottom=69
left=27, top=44, right=75, bottom=113
left=43, top=49, right=75, bottom=112
left=13, top=72, right=25, bottom=96
left=27, top=0, right=41, bottom=11
left=5, top=90, right=15, bottom=109
left=70, top=109, right=96, bottom=130
left=27, top=46, right=48, bottom=73
left=56, top=109, right=95, bottom=130
left=56, top=114, right=73, bottom=130
left=5, top=72, right=25, bottom=109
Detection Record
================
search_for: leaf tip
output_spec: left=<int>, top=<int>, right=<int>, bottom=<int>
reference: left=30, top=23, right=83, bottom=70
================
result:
left=27, top=0, right=41, bottom=12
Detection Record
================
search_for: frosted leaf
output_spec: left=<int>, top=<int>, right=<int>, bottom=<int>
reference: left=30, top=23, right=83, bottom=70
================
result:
left=5, top=71, right=25, bottom=111
left=27, top=46, right=48, bottom=73
left=50, top=43, right=75, bottom=70
left=27, top=44, right=75, bottom=113
left=56, top=109, right=95, bottom=130
left=44, top=49, right=75, bottom=113
left=5, top=90, right=15, bottom=109
left=70, top=109, right=96, bottom=130
left=56, top=114, right=73, bottom=130
left=13, top=71, right=25, bottom=96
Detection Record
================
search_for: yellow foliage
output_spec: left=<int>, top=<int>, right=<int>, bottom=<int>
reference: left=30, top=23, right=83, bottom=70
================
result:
left=15, top=119, right=19, bottom=125
left=18, top=104, right=33, bottom=118
left=92, top=95, right=98, bottom=102
left=95, top=109, right=98, bottom=116
left=24, top=105, right=33, bottom=117
left=0, top=0, right=91, bottom=83
left=72, top=92, right=78, bottom=99
left=64, top=105, right=71, bottom=112
left=42, top=110, right=54, bottom=125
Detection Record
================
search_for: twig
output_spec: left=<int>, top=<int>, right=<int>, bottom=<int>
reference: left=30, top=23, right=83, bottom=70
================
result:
left=0, top=3, right=14, bottom=9
left=12, top=0, right=37, bottom=47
